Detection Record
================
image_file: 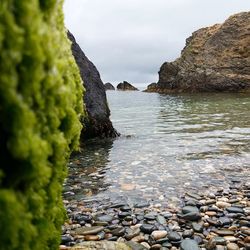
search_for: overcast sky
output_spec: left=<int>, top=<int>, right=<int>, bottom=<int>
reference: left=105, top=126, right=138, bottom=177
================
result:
left=64, top=0, right=250, bottom=85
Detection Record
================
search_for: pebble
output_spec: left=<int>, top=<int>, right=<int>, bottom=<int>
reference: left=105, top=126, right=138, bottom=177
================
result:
left=140, top=242, right=151, bottom=249
left=140, top=224, right=156, bottom=234
left=168, top=231, right=182, bottom=242
left=180, top=239, right=200, bottom=250
left=156, top=215, right=167, bottom=225
left=151, top=230, right=168, bottom=240
left=96, top=214, right=114, bottom=222
left=227, top=243, right=240, bottom=250
left=181, top=212, right=201, bottom=221
left=215, top=230, right=235, bottom=236
left=75, top=226, right=104, bottom=235
left=84, top=235, right=100, bottom=241
left=192, top=222, right=203, bottom=233
left=182, top=206, right=199, bottom=214
left=62, top=182, right=249, bottom=250
left=205, top=211, right=217, bottom=216
left=111, top=226, right=125, bottom=236
left=226, top=207, right=244, bottom=214
left=216, top=201, right=231, bottom=209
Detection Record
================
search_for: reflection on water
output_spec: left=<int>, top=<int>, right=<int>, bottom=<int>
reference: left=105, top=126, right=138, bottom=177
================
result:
left=65, top=139, right=113, bottom=201
left=65, top=92, right=250, bottom=207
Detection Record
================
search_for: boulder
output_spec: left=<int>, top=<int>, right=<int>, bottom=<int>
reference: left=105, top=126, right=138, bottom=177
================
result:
left=117, top=81, right=139, bottom=91
left=68, top=31, right=119, bottom=139
left=104, top=82, right=115, bottom=90
left=145, top=12, right=250, bottom=93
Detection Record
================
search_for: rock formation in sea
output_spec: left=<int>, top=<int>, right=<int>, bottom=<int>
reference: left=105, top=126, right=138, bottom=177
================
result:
left=145, top=12, right=250, bottom=93
left=117, top=81, right=139, bottom=91
left=104, top=82, right=115, bottom=91
left=68, top=31, right=119, bottom=139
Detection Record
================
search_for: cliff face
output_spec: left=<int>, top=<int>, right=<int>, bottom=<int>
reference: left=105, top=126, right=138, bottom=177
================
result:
left=68, top=32, right=118, bottom=139
left=146, top=12, right=250, bottom=93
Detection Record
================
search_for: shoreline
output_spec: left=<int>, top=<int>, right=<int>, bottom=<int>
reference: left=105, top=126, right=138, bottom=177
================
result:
left=61, top=181, right=250, bottom=250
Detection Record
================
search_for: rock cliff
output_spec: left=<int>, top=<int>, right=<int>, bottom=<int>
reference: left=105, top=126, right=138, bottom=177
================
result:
left=146, top=12, right=250, bottom=93
left=68, top=31, right=119, bottom=139
left=117, top=81, right=139, bottom=91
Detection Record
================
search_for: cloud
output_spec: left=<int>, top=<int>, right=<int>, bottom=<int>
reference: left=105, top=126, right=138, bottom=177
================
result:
left=64, top=0, right=250, bottom=84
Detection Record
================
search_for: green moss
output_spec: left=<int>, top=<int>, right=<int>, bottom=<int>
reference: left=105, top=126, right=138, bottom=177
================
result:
left=0, top=1, right=84, bottom=249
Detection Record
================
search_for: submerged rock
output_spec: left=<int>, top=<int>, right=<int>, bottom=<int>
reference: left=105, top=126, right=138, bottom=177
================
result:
left=145, top=12, right=250, bottom=93
left=68, top=31, right=119, bottom=139
left=104, top=82, right=115, bottom=91
left=117, top=81, right=139, bottom=91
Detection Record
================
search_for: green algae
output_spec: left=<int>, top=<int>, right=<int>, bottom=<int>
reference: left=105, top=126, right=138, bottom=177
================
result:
left=0, top=1, right=84, bottom=249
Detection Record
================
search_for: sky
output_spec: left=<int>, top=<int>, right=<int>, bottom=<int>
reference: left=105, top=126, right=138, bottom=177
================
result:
left=64, top=0, right=250, bottom=85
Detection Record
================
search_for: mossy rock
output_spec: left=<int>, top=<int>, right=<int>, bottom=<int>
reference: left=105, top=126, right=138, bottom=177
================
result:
left=0, top=0, right=84, bottom=249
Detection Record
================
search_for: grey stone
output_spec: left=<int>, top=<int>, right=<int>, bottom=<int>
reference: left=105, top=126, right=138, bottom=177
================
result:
left=180, top=239, right=200, bottom=250
left=168, top=231, right=182, bottom=242
left=192, top=222, right=203, bottom=233
left=182, top=206, right=199, bottom=214
left=75, top=226, right=104, bottom=235
left=226, top=207, right=244, bottom=214
left=181, top=212, right=201, bottom=221
left=96, top=214, right=114, bottom=223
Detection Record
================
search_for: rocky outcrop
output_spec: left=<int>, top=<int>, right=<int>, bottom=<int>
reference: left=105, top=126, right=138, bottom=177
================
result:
left=146, top=12, right=250, bottom=93
left=104, top=82, right=115, bottom=90
left=117, top=81, right=139, bottom=91
left=68, top=31, right=119, bottom=139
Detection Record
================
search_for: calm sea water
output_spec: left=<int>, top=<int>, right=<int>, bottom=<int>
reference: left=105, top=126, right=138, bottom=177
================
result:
left=66, top=91, right=250, bottom=207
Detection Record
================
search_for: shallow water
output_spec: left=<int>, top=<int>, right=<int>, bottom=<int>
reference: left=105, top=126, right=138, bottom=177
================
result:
left=66, top=91, right=250, bottom=207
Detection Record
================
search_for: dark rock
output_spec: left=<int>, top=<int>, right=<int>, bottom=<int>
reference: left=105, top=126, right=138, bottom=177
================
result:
left=110, top=203, right=127, bottom=208
left=118, top=212, right=131, bottom=218
left=134, top=202, right=150, bottom=208
left=145, top=12, right=250, bottom=93
left=180, top=212, right=201, bottom=221
left=168, top=231, right=182, bottom=242
left=117, top=81, right=139, bottom=91
left=61, top=235, right=73, bottom=244
left=226, top=207, right=244, bottom=214
left=180, top=239, right=200, bottom=250
left=192, top=222, right=203, bottom=233
left=111, top=226, right=126, bottom=236
left=68, top=31, right=119, bottom=139
left=104, top=82, right=115, bottom=91
left=121, top=206, right=132, bottom=212
left=74, top=214, right=92, bottom=223
left=140, top=224, right=156, bottom=234
left=182, top=206, right=199, bottom=214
